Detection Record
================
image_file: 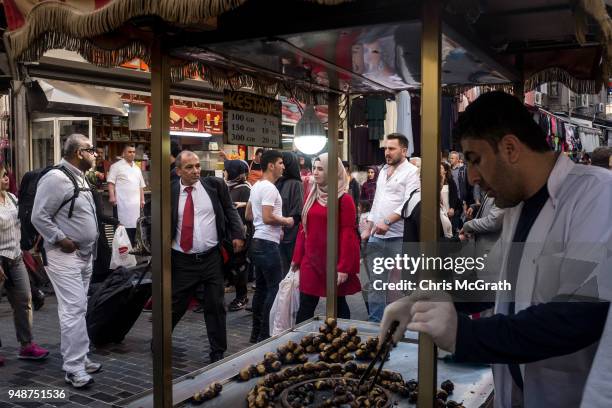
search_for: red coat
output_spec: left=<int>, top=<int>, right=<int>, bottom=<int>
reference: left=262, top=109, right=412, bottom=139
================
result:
left=292, top=194, right=361, bottom=297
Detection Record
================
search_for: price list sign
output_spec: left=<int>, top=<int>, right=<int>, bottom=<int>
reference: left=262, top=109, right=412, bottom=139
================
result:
left=223, top=90, right=282, bottom=148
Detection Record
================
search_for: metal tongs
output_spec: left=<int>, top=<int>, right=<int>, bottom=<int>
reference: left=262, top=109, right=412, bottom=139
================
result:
left=358, top=320, right=400, bottom=392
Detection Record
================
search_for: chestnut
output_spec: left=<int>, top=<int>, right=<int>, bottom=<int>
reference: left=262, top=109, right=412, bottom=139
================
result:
left=325, top=317, right=337, bottom=328
left=436, top=389, right=448, bottom=402
left=441, top=379, right=455, bottom=395
left=239, top=368, right=251, bottom=381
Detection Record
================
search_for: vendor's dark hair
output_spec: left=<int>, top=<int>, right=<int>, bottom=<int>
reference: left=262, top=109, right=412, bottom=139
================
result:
left=262, top=150, right=283, bottom=172
left=386, top=133, right=409, bottom=149
left=453, top=91, right=550, bottom=152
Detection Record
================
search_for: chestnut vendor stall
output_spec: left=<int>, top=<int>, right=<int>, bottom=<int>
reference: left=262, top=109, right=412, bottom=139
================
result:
left=3, top=0, right=611, bottom=407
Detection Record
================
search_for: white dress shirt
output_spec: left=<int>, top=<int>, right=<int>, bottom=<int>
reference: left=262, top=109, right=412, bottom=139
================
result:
left=172, top=180, right=218, bottom=253
left=489, top=154, right=612, bottom=408
left=367, top=159, right=420, bottom=239
left=107, top=159, right=146, bottom=228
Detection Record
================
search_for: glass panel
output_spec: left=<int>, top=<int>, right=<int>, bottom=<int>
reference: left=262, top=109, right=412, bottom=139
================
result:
left=58, top=119, right=91, bottom=152
left=31, top=120, right=55, bottom=168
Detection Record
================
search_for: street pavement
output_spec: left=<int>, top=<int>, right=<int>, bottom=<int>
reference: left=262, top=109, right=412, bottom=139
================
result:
left=0, top=287, right=368, bottom=407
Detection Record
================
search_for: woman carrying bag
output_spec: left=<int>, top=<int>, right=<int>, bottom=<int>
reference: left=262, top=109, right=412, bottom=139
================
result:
left=291, top=153, right=361, bottom=323
left=0, top=167, right=49, bottom=365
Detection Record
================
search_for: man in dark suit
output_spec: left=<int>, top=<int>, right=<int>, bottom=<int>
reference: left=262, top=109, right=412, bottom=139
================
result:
left=171, top=151, right=245, bottom=363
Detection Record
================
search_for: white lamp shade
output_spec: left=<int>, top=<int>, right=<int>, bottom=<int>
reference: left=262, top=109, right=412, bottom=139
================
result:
left=294, top=104, right=327, bottom=155
left=294, top=135, right=327, bottom=155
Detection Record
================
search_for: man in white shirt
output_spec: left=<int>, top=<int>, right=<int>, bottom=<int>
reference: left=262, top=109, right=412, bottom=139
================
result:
left=246, top=150, right=294, bottom=342
left=170, top=151, right=245, bottom=363
left=380, top=92, right=612, bottom=408
left=361, top=133, right=420, bottom=322
left=107, top=144, right=146, bottom=245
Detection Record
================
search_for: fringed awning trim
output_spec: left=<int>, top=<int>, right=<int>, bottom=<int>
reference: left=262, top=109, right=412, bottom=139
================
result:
left=17, top=31, right=151, bottom=69
left=171, top=61, right=329, bottom=104
left=524, top=67, right=602, bottom=94
left=6, top=0, right=247, bottom=63
left=5, top=0, right=354, bottom=64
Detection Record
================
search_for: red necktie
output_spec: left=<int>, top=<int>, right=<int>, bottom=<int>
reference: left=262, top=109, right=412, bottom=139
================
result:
left=180, top=186, right=194, bottom=252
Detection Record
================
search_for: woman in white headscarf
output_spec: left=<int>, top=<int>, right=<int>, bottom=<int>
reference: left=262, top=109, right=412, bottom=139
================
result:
left=291, top=153, right=361, bottom=322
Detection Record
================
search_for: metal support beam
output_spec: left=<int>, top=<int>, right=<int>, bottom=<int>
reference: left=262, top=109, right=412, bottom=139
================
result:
left=419, top=0, right=442, bottom=406
left=151, top=37, right=173, bottom=408
left=326, top=93, right=340, bottom=318
left=11, top=80, right=29, bottom=181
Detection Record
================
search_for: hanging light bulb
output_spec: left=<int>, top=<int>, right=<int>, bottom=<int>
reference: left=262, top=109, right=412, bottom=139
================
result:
left=294, top=104, right=327, bottom=155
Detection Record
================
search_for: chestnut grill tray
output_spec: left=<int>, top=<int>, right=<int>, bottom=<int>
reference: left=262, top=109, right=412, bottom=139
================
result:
left=117, top=317, right=493, bottom=408
left=280, top=378, right=393, bottom=408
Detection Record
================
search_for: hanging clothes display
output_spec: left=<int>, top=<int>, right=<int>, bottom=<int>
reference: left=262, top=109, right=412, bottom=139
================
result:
left=384, top=98, right=397, bottom=136
left=350, top=97, right=385, bottom=166
left=396, top=90, right=415, bottom=156
left=366, top=96, right=386, bottom=141
left=536, top=108, right=602, bottom=157
left=441, top=96, right=457, bottom=152
left=578, top=128, right=601, bottom=153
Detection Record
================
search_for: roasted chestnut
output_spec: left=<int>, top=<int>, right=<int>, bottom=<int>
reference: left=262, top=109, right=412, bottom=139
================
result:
left=325, top=317, right=337, bottom=328
left=239, top=368, right=251, bottom=381
left=436, top=389, right=448, bottom=401
left=408, top=390, right=418, bottom=403
left=441, top=379, right=454, bottom=395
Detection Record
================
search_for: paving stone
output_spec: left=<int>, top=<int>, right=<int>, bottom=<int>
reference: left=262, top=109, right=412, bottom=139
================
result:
left=1, top=287, right=368, bottom=407
left=88, top=393, right=118, bottom=403
left=67, top=395, right=94, bottom=405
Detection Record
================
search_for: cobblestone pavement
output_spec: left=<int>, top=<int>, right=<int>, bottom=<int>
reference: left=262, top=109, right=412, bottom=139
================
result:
left=0, top=287, right=368, bottom=407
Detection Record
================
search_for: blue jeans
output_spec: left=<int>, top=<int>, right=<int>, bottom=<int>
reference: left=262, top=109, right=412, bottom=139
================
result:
left=250, top=238, right=283, bottom=341
left=365, top=236, right=403, bottom=322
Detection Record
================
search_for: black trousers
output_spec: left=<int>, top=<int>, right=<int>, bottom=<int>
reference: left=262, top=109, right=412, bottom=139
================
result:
left=296, top=293, right=351, bottom=324
left=279, top=241, right=296, bottom=277
left=171, top=249, right=226, bottom=358
left=250, top=239, right=282, bottom=342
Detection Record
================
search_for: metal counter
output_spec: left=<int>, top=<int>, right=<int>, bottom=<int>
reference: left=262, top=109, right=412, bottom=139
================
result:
left=118, top=317, right=493, bottom=408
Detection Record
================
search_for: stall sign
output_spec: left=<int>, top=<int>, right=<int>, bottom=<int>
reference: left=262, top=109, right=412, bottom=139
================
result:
left=223, top=90, right=281, bottom=148
left=146, top=104, right=223, bottom=134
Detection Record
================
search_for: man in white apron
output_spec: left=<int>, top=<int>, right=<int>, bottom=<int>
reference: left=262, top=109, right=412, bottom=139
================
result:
left=108, top=144, right=146, bottom=245
left=380, top=91, right=612, bottom=408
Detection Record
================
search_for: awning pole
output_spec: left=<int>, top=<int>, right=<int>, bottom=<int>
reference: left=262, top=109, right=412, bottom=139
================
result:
left=419, top=0, right=442, bottom=406
left=326, top=93, right=340, bottom=318
left=151, top=37, right=173, bottom=408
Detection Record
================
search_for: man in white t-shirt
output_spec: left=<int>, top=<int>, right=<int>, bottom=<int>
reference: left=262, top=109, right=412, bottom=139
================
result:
left=246, top=150, right=294, bottom=342
left=107, top=144, right=146, bottom=245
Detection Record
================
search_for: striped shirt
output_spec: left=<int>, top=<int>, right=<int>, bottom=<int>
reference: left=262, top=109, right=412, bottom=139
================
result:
left=0, top=192, right=21, bottom=260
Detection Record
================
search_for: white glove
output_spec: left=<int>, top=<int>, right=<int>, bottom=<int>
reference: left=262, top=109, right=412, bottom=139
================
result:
left=379, top=296, right=415, bottom=344
left=406, top=292, right=457, bottom=353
